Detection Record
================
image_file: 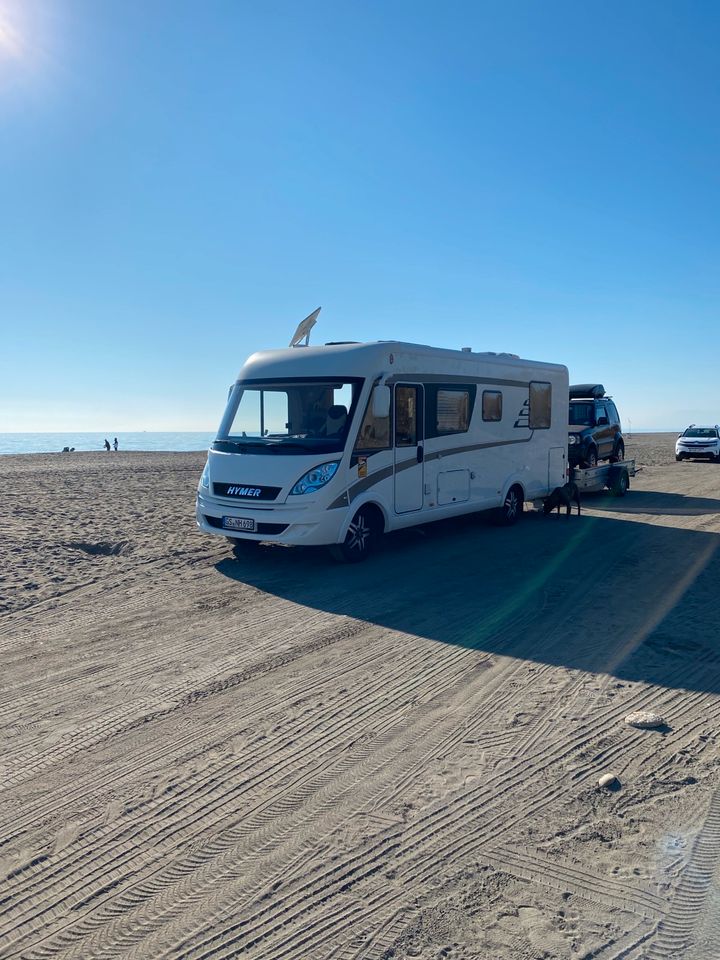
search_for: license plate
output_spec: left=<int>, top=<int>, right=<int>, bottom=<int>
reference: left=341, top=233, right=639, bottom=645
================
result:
left=222, top=516, right=256, bottom=532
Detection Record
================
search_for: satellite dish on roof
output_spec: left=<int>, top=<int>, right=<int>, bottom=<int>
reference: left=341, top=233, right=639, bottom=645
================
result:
left=289, top=307, right=321, bottom=347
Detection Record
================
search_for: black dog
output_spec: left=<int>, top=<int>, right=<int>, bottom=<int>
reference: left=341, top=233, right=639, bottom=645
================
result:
left=543, top=481, right=580, bottom=518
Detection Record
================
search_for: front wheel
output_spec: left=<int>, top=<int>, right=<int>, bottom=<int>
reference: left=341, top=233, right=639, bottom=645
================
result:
left=583, top=447, right=598, bottom=469
left=675, top=454, right=683, bottom=462
left=329, top=506, right=380, bottom=563
left=495, top=485, right=524, bottom=526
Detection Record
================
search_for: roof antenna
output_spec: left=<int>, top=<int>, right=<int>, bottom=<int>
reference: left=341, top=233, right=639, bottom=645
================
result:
left=289, top=307, right=321, bottom=348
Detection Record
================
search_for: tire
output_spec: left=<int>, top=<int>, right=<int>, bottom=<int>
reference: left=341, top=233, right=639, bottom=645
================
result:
left=613, top=440, right=625, bottom=463
left=329, top=505, right=381, bottom=563
left=495, top=485, right=524, bottom=526
left=610, top=467, right=629, bottom=497
left=675, top=454, right=683, bottom=462
left=583, top=447, right=598, bottom=469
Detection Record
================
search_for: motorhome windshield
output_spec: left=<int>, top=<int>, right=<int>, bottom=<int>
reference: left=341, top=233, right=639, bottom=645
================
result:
left=216, top=377, right=363, bottom=454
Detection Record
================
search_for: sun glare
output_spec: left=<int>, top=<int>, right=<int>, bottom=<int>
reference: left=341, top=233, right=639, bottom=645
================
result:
left=0, top=3, right=25, bottom=61
left=0, top=0, right=59, bottom=91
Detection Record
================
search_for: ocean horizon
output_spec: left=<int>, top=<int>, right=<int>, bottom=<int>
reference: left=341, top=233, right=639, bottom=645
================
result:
left=0, top=432, right=216, bottom=455
left=1, top=428, right=681, bottom=456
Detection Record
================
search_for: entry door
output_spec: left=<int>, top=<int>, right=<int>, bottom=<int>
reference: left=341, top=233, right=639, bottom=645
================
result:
left=394, top=384, right=424, bottom=513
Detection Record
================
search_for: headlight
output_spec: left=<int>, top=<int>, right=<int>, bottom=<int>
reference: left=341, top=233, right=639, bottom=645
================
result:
left=290, top=461, right=340, bottom=495
left=568, top=435, right=578, bottom=445
left=200, top=462, right=210, bottom=489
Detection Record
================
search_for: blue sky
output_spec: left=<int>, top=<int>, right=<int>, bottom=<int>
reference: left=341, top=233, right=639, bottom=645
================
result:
left=1, top=0, right=718, bottom=432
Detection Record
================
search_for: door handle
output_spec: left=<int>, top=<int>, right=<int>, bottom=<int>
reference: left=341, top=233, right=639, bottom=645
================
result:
left=417, top=445, right=424, bottom=463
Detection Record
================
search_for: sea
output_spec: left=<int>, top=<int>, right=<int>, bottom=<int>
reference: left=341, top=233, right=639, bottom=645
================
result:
left=0, top=432, right=216, bottom=455
left=0, top=428, right=678, bottom=456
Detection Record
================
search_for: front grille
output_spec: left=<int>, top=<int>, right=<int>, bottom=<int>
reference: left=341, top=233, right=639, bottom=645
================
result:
left=212, top=482, right=281, bottom=501
left=205, top=516, right=289, bottom=535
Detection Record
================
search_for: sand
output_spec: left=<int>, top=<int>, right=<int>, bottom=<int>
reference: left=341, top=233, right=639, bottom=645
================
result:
left=1, top=434, right=720, bottom=959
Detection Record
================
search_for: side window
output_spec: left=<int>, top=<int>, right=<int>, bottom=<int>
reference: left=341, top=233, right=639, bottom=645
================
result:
left=425, top=384, right=476, bottom=438
left=528, top=381, right=552, bottom=429
left=436, top=389, right=470, bottom=432
left=395, top=386, right=419, bottom=446
left=353, top=386, right=391, bottom=452
left=482, top=390, right=502, bottom=422
left=596, top=403, right=608, bottom=423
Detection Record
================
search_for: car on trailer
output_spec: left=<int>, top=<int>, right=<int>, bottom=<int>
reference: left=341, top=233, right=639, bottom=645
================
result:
left=568, top=384, right=625, bottom=468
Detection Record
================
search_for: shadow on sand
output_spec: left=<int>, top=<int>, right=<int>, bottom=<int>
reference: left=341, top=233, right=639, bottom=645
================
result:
left=588, top=489, right=720, bottom=517
left=216, top=504, right=720, bottom=696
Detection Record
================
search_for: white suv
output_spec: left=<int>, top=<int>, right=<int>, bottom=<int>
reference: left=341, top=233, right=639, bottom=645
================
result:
left=675, top=425, right=720, bottom=462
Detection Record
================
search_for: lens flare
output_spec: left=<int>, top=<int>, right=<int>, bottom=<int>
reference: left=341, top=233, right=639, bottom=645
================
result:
left=0, top=3, right=24, bottom=61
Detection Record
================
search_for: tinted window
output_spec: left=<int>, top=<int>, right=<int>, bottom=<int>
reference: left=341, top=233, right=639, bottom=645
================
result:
left=437, top=389, right=470, bottom=432
left=395, top=386, right=420, bottom=446
left=482, top=390, right=502, bottom=422
left=569, top=401, right=594, bottom=426
left=425, top=384, right=476, bottom=438
left=529, top=382, right=552, bottom=429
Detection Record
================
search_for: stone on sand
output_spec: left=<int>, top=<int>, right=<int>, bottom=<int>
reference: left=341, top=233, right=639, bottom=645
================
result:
left=624, top=710, right=664, bottom=729
left=598, top=773, right=619, bottom=789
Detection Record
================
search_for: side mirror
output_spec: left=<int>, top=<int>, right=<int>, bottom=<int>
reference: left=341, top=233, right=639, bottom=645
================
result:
left=371, top=385, right=391, bottom=419
left=597, top=416, right=609, bottom=426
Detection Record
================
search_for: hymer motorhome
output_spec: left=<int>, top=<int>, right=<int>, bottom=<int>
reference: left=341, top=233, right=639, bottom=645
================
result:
left=197, top=321, right=569, bottom=561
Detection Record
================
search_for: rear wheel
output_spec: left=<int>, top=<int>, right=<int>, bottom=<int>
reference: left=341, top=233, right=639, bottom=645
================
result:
left=610, top=467, right=629, bottom=497
left=495, top=485, right=524, bottom=526
left=329, top=505, right=381, bottom=563
left=612, top=440, right=625, bottom=463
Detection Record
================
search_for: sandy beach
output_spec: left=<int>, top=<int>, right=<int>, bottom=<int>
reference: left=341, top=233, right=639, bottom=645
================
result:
left=2, top=433, right=719, bottom=959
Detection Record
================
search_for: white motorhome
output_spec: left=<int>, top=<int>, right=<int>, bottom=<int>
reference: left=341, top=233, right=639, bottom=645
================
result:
left=196, top=334, right=569, bottom=561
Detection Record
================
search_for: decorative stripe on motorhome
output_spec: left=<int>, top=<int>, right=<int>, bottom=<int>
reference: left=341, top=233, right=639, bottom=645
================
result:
left=326, top=435, right=534, bottom=509
left=385, top=373, right=529, bottom=388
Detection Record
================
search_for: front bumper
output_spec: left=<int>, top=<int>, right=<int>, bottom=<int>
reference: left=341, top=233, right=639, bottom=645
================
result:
left=676, top=445, right=719, bottom=459
left=196, top=490, right=346, bottom=547
left=568, top=441, right=589, bottom=465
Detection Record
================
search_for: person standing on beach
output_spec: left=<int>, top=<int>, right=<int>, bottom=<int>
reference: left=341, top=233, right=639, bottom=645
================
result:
left=113, top=437, right=119, bottom=451
left=104, top=439, right=111, bottom=451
